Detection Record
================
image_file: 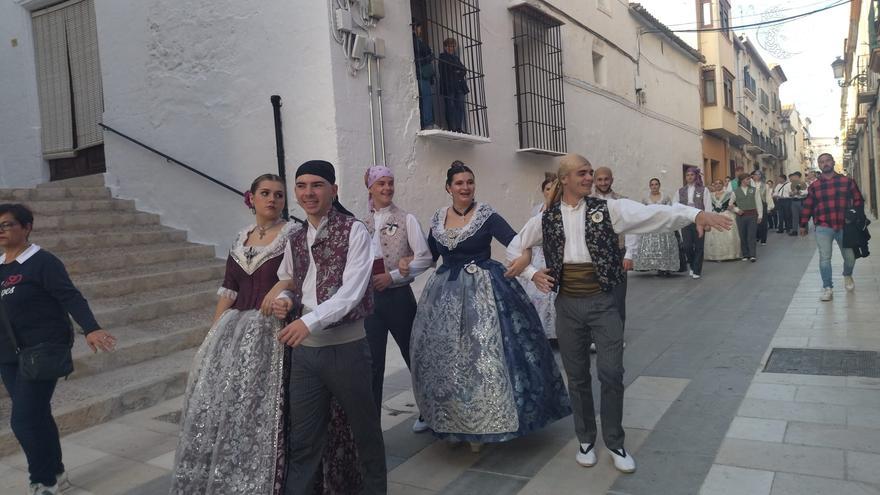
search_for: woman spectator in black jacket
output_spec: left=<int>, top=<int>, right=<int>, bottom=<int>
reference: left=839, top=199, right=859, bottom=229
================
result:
left=438, top=37, right=469, bottom=133
left=0, top=203, right=116, bottom=495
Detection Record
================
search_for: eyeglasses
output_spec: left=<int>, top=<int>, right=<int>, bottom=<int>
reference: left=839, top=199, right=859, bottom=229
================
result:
left=0, top=221, right=20, bottom=232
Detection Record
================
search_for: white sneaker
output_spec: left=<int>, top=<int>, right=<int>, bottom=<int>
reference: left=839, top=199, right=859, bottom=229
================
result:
left=412, top=417, right=430, bottom=433
left=688, top=269, right=694, bottom=277
left=607, top=447, right=636, bottom=473
left=29, top=483, right=58, bottom=495
left=742, top=257, right=749, bottom=261
left=590, top=342, right=597, bottom=353
left=844, top=276, right=855, bottom=291
left=820, top=288, right=833, bottom=302
left=56, top=472, right=70, bottom=492
left=691, top=273, right=701, bottom=279
left=576, top=443, right=597, bottom=467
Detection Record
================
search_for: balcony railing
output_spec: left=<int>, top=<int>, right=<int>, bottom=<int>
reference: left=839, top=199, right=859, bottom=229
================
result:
left=737, top=112, right=751, bottom=131
left=857, top=54, right=877, bottom=102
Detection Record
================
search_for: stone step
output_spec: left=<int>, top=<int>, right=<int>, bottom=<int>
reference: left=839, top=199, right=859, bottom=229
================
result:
left=30, top=224, right=188, bottom=252
left=0, top=348, right=195, bottom=457
left=89, top=279, right=220, bottom=328
left=55, top=242, right=216, bottom=276
left=35, top=210, right=159, bottom=230
left=36, top=174, right=106, bottom=188
left=23, top=198, right=135, bottom=215
left=0, top=186, right=111, bottom=201
left=75, top=258, right=226, bottom=299
left=0, top=308, right=213, bottom=400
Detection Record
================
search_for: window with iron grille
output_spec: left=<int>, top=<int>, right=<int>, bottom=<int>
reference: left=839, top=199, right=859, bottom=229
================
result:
left=410, top=0, right=489, bottom=138
left=511, top=6, right=566, bottom=154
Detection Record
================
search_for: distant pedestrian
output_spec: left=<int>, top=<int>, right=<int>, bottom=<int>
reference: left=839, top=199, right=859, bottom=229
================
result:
left=799, top=153, right=864, bottom=301
left=412, top=21, right=435, bottom=130
left=676, top=167, right=711, bottom=279
left=786, top=172, right=808, bottom=237
left=751, top=170, right=773, bottom=245
left=730, top=173, right=763, bottom=262
left=772, top=174, right=790, bottom=233
left=0, top=203, right=116, bottom=495
left=438, top=38, right=468, bottom=133
left=632, top=178, right=680, bottom=274
left=705, top=180, right=742, bottom=261
left=766, top=179, right=777, bottom=231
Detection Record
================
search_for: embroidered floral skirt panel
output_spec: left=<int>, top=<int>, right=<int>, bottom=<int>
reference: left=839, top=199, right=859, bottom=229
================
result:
left=410, top=260, right=571, bottom=443
left=705, top=211, right=742, bottom=260
left=633, top=231, right=681, bottom=272
left=170, top=309, right=362, bottom=495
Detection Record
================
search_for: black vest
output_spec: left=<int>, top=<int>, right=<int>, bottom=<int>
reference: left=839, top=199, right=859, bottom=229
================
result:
left=541, top=197, right=625, bottom=293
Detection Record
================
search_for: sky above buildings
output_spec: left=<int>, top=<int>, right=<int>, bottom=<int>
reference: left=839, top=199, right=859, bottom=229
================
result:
left=639, top=0, right=851, bottom=138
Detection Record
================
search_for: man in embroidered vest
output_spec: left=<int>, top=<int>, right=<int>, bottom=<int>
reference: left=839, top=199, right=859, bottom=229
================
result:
left=273, top=160, right=387, bottom=495
left=730, top=172, right=764, bottom=262
left=675, top=166, right=711, bottom=279
left=590, top=167, right=637, bottom=338
left=507, top=154, right=731, bottom=474
left=361, top=166, right=433, bottom=431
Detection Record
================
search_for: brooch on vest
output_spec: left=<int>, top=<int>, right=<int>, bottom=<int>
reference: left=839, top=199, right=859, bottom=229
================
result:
left=588, top=207, right=604, bottom=224
left=382, top=222, right=399, bottom=236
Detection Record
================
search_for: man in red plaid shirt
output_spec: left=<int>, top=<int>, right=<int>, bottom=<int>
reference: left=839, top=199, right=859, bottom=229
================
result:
left=799, top=153, right=864, bottom=301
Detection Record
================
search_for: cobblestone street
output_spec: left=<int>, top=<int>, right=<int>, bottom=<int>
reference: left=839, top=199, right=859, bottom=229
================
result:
left=2, top=225, right=878, bottom=495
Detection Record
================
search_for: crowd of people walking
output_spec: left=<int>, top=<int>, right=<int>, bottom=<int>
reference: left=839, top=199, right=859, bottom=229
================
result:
left=0, top=149, right=868, bottom=495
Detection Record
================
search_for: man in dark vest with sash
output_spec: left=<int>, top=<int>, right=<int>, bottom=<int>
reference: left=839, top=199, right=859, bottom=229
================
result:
left=675, top=166, right=711, bottom=279
left=273, top=160, right=387, bottom=495
left=507, top=154, right=731, bottom=474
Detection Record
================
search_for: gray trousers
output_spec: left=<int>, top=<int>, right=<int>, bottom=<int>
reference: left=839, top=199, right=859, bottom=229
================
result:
left=285, top=338, right=387, bottom=495
left=555, top=292, right=625, bottom=450
left=790, top=200, right=804, bottom=232
left=736, top=214, right=758, bottom=258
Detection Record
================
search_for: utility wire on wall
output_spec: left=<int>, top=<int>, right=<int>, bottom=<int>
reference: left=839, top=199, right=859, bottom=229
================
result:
left=640, top=0, right=851, bottom=35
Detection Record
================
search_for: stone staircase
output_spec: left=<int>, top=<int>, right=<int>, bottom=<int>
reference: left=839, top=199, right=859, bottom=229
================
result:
left=0, top=174, right=223, bottom=456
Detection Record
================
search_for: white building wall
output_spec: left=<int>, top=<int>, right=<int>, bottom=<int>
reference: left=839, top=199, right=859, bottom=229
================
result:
left=1, top=0, right=704, bottom=252
left=0, top=0, right=49, bottom=187
left=92, top=0, right=340, bottom=254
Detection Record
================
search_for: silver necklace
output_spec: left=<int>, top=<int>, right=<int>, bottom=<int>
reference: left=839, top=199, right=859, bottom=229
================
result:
left=256, top=220, right=281, bottom=240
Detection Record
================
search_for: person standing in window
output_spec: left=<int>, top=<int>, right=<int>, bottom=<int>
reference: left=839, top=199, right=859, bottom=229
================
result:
left=438, top=38, right=468, bottom=133
left=412, top=21, right=435, bottom=130
left=0, top=204, right=116, bottom=495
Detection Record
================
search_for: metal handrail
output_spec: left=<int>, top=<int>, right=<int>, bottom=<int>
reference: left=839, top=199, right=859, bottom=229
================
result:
left=98, top=123, right=243, bottom=197
left=99, top=122, right=303, bottom=224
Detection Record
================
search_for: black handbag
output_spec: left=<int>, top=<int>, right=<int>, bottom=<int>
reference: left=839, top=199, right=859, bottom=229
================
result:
left=0, top=297, right=73, bottom=381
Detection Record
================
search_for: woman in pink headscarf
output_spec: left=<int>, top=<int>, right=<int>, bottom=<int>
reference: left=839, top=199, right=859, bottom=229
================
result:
left=361, top=165, right=434, bottom=432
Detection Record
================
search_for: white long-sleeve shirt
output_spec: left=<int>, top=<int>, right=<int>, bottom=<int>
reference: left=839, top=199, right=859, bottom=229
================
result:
left=674, top=184, right=713, bottom=211
left=506, top=198, right=699, bottom=280
left=370, top=207, right=433, bottom=284
left=277, top=216, right=373, bottom=335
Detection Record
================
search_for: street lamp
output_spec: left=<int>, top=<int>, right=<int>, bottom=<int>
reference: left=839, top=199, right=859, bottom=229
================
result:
left=831, top=56, right=851, bottom=87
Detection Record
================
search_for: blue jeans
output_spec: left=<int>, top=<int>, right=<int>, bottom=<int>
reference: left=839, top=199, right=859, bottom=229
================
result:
left=815, top=226, right=855, bottom=289
left=418, top=78, right=434, bottom=128
left=0, top=364, right=63, bottom=486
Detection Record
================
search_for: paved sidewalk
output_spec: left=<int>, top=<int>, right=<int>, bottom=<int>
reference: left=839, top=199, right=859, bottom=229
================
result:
left=1, top=225, right=877, bottom=494
left=699, top=225, right=880, bottom=495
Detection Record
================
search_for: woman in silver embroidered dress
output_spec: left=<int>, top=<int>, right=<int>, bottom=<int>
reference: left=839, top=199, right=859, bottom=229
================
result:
left=632, top=178, right=681, bottom=274
left=517, top=177, right=557, bottom=339
left=409, top=162, right=571, bottom=453
left=170, top=175, right=361, bottom=495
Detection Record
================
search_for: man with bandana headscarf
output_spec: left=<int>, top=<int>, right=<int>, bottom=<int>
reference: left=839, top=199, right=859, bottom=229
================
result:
left=361, top=166, right=433, bottom=431
left=273, top=160, right=387, bottom=495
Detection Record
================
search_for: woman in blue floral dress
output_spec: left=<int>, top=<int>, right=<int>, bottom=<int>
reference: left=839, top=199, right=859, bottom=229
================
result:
left=409, top=162, right=571, bottom=452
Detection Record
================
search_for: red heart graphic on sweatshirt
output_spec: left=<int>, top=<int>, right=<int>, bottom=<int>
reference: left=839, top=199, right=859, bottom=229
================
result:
left=3, top=275, right=22, bottom=287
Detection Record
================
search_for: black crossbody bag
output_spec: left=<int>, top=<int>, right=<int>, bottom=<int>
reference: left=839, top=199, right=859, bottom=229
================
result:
left=0, top=297, right=73, bottom=381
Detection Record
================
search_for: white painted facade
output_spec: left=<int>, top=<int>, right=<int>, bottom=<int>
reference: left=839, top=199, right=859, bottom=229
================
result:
left=1, top=0, right=704, bottom=252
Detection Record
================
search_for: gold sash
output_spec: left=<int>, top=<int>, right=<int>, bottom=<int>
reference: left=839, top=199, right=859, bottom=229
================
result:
left=560, top=263, right=602, bottom=297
